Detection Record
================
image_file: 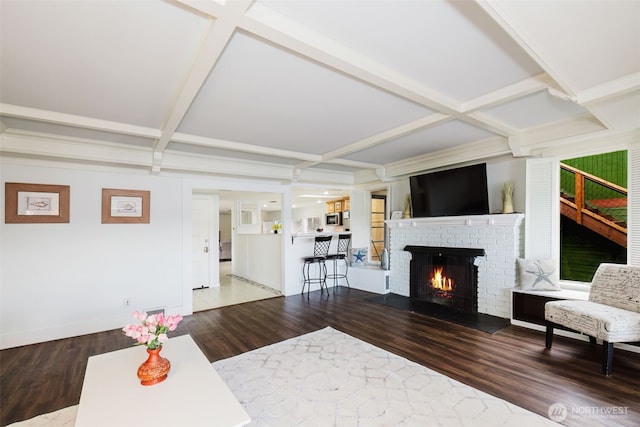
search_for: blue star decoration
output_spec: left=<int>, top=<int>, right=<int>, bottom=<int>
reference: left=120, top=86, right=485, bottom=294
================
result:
left=526, top=261, right=555, bottom=288
left=354, top=250, right=366, bottom=263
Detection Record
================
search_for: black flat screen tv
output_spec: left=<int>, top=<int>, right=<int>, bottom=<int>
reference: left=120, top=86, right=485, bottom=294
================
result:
left=409, top=163, right=490, bottom=218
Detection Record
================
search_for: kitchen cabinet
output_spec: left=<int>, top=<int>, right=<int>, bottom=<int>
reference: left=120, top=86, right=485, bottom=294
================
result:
left=327, top=202, right=335, bottom=213
left=326, top=198, right=349, bottom=213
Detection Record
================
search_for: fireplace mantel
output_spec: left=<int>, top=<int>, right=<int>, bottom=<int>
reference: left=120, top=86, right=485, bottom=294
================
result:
left=386, top=213, right=524, bottom=229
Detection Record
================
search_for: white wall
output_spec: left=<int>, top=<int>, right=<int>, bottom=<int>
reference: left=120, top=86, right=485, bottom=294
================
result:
left=486, top=157, right=526, bottom=214
left=233, top=234, right=282, bottom=291
left=292, top=204, right=325, bottom=222
left=349, top=189, right=371, bottom=249
left=0, top=154, right=539, bottom=348
left=1, top=162, right=184, bottom=349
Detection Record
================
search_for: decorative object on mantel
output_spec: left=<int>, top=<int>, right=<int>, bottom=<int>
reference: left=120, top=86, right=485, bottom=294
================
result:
left=122, top=311, right=183, bottom=386
left=402, top=195, right=412, bottom=219
left=501, top=182, right=514, bottom=214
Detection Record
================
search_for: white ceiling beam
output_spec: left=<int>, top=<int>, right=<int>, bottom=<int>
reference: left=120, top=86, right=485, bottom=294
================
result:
left=517, top=114, right=606, bottom=151
left=238, top=6, right=523, bottom=156
left=0, top=130, right=152, bottom=167
left=577, top=72, right=640, bottom=106
left=525, top=128, right=639, bottom=159
left=179, top=1, right=544, bottom=168
left=372, top=136, right=511, bottom=182
left=0, top=104, right=161, bottom=139
left=476, top=0, right=612, bottom=131
left=458, top=112, right=515, bottom=138
left=475, top=0, right=576, bottom=97
left=461, top=73, right=552, bottom=112
left=293, top=113, right=452, bottom=171
left=325, top=158, right=381, bottom=169
left=170, top=132, right=321, bottom=162
left=175, top=0, right=225, bottom=18
left=294, top=167, right=356, bottom=186
left=464, top=112, right=518, bottom=136
left=238, top=4, right=460, bottom=115
left=152, top=0, right=253, bottom=172
left=321, top=113, right=453, bottom=161
left=161, top=150, right=295, bottom=182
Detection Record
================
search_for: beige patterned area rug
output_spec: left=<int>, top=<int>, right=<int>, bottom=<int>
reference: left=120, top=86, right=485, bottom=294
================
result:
left=212, top=327, right=556, bottom=426
left=10, top=327, right=557, bottom=426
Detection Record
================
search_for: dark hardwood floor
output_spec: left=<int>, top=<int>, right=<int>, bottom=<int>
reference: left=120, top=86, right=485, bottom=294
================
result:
left=1, top=288, right=639, bottom=426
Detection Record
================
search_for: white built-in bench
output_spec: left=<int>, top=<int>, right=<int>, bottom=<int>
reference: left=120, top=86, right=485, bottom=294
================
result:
left=347, top=264, right=390, bottom=294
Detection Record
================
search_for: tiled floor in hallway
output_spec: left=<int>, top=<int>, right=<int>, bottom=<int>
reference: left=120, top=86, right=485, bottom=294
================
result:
left=192, top=261, right=281, bottom=312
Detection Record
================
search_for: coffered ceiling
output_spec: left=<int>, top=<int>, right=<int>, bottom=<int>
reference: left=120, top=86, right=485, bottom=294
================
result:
left=1, top=0, right=638, bottom=187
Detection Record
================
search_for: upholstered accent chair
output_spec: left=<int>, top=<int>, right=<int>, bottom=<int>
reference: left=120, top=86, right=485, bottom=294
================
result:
left=544, top=263, right=640, bottom=375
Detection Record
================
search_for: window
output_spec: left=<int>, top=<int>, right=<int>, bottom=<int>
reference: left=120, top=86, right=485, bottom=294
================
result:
left=525, top=143, right=638, bottom=287
left=559, top=151, right=627, bottom=281
left=370, top=195, right=386, bottom=262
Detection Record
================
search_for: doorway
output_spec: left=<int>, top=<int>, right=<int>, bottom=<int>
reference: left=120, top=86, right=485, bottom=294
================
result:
left=191, top=192, right=281, bottom=312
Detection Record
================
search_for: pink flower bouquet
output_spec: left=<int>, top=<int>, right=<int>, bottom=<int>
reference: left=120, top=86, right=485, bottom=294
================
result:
left=122, top=311, right=183, bottom=350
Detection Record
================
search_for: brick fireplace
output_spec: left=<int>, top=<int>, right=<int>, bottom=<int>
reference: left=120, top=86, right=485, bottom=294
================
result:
left=387, top=214, right=524, bottom=318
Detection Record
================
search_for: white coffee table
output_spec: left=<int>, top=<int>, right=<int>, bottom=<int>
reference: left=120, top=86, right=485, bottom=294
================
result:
left=76, top=334, right=250, bottom=427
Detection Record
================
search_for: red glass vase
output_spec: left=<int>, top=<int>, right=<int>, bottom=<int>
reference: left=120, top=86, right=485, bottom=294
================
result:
left=137, top=346, right=171, bottom=386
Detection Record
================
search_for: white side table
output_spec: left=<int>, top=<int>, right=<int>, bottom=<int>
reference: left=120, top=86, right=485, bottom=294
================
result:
left=76, top=334, right=250, bottom=427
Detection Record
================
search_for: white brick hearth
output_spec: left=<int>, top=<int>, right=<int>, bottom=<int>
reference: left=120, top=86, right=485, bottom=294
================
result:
left=386, top=214, right=525, bottom=318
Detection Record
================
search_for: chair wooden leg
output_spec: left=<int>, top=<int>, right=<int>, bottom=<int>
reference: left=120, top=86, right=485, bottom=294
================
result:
left=545, top=322, right=554, bottom=349
left=602, top=341, right=614, bottom=376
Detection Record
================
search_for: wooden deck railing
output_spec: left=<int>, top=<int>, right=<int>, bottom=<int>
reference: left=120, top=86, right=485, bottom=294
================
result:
left=560, top=163, right=627, bottom=247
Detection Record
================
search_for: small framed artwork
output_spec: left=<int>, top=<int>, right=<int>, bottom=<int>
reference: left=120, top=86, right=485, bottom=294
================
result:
left=102, top=188, right=150, bottom=224
left=5, top=182, right=70, bottom=223
left=391, top=211, right=403, bottom=220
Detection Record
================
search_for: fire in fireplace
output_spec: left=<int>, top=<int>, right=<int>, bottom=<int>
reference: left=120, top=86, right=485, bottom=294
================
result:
left=431, top=266, right=454, bottom=296
left=405, top=246, right=485, bottom=314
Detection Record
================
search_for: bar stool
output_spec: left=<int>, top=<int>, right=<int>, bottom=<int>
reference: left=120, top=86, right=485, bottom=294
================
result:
left=302, top=235, right=333, bottom=296
left=326, top=234, right=351, bottom=290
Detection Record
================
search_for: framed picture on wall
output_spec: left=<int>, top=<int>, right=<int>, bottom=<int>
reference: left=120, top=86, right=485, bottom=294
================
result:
left=4, top=182, right=70, bottom=223
left=102, top=188, right=150, bottom=224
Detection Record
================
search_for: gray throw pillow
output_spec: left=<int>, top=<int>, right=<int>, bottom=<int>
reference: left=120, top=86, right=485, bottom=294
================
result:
left=517, top=258, right=561, bottom=291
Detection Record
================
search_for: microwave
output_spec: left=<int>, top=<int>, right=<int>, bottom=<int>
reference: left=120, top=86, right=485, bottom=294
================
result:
left=325, top=212, right=342, bottom=225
